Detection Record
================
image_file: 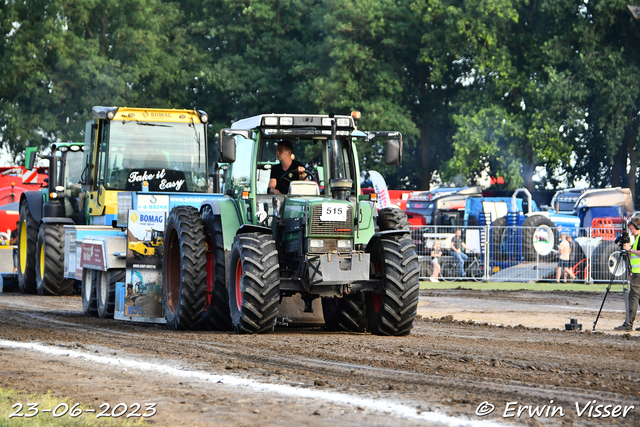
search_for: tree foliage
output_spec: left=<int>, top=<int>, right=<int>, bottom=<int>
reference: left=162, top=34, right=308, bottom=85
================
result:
left=1, top=0, right=639, bottom=202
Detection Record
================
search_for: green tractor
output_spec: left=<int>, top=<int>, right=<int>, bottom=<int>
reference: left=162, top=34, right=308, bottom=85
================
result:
left=164, top=112, right=418, bottom=335
left=18, top=142, right=85, bottom=295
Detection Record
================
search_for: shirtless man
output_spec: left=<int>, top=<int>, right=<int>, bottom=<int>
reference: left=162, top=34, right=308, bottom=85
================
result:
left=556, top=233, right=576, bottom=283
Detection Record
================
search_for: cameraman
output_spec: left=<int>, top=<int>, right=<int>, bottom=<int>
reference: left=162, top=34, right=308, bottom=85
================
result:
left=614, top=214, right=640, bottom=332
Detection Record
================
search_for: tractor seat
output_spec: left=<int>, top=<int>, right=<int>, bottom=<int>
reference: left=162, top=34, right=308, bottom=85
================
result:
left=289, top=181, right=319, bottom=195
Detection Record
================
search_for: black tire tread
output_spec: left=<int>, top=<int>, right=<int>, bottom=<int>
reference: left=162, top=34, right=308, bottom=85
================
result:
left=521, top=215, right=558, bottom=261
left=229, top=234, right=280, bottom=334
left=367, top=235, right=420, bottom=336
left=36, top=224, right=75, bottom=296
left=322, top=293, right=367, bottom=332
left=97, top=269, right=125, bottom=319
left=18, top=201, right=38, bottom=294
left=202, top=209, right=232, bottom=331
left=377, top=207, right=410, bottom=231
left=82, top=269, right=98, bottom=317
left=163, top=206, right=207, bottom=330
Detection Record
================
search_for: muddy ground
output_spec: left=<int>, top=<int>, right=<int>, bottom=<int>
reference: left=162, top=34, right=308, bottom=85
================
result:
left=1, top=288, right=639, bottom=426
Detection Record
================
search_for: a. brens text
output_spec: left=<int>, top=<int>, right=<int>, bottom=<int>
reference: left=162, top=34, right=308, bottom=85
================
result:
left=502, top=400, right=634, bottom=419
left=128, top=169, right=185, bottom=191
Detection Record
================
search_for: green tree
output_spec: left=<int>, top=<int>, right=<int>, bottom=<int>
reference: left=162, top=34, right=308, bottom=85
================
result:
left=0, top=0, right=200, bottom=159
left=543, top=0, right=640, bottom=201
left=446, top=0, right=573, bottom=191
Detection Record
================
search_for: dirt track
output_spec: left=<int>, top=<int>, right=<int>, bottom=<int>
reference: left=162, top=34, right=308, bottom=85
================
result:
left=1, top=289, right=639, bottom=426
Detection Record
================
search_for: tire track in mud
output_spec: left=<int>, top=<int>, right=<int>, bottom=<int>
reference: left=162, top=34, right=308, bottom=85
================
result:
left=2, top=294, right=640, bottom=425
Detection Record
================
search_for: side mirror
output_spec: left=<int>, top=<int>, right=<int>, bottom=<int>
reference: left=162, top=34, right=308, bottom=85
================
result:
left=219, top=129, right=252, bottom=164
left=220, top=134, right=236, bottom=164
left=25, top=147, right=38, bottom=170
left=385, top=137, right=402, bottom=165
left=27, top=152, right=37, bottom=170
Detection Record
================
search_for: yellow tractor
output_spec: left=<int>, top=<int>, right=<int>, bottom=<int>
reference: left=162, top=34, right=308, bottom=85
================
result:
left=128, top=229, right=164, bottom=258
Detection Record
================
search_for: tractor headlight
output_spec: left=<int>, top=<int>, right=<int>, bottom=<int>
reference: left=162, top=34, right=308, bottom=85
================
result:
left=309, top=239, right=325, bottom=249
left=336, top=118, right=350, bottom=127
left=280, top=117, right=293, bottom=125
left=263, top=117, right=279, bottom=126
left=337, top=239, right=352, bottom=249
left=322, top=118, right=332, bottom=126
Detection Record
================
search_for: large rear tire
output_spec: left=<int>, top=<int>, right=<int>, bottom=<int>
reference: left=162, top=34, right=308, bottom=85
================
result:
left=521, top=215, right=558, bottom=261
left=490, top=216, right=507, bottom=262
left=201, top=208, right=232, bottom=331
left=163, top=206, right=207, bottom=330
left=97, top=269, right=124, bottom=319
left=377, top=207, right=410, bottom=231
left=18, top=201, right=38, bottom=294
left=228, top=234, right=280, bottom=334
left=366, top=235, right=420, bottom=336
left=82, top=268, right=98, bottom=317
left=321, top=293, right=367, bottom=332
left=36, top=224, right=75, bottom=296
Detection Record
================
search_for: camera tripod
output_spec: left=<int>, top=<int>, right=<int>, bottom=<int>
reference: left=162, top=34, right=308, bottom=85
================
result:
left=593, top=248, right=630, bottom=331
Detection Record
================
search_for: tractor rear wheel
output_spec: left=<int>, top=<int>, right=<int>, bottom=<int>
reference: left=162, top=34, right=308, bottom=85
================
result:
left=18, top=201, right=38, bottom=294
left=82, top=268, right=98, bottom=317
left=377, top=207, right=410, bottom=231
left=321, top=293, right=367, bottom=332
left=202, top=209, right=232, bottom=331
left=163, top=206, right=207, bottom=330
left=97, top=269, right=124, bottom=319
left=366, top=235, right=420, bottom=336
left=36, top=224, right=75, bottom=296
left=228, top=234, right=280, bottom=334
left=521, top=215, right=558, bottom=261
left=490, top=216, right=508, bottom=262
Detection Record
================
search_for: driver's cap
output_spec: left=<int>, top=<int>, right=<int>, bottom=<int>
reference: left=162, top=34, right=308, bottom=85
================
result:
left=628, top=213, right=640, bottom=229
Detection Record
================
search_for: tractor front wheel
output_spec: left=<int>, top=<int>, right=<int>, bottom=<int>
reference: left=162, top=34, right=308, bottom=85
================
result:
left=366, top=235, right=420, bottom=336
left=18, top=201, right=38, bottom=294
left=228, top=234, right=280, bottom=334
left=163, top=206, right=207, bottom=330
left=97, top=269, right=124, bottom=319
left=321, top=293, right=367, bottom=332
left=82, top=268, right=98, bottom=317
left=36, top=224, right=75, bottom=296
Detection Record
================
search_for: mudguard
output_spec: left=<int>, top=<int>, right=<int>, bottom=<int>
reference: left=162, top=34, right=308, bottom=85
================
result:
left=200, top=198, right=243, bottom=251
left=237, top=224, right=272, bottom=236
left=41, top=217, right=74, bottom=225
left=20, top=191, right=45, bottom=223
left=367, top=229, right=411, bottom=251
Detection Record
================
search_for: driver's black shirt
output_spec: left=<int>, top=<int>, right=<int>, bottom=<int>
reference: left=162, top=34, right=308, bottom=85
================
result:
left=270, top=160, right=305, bottom=194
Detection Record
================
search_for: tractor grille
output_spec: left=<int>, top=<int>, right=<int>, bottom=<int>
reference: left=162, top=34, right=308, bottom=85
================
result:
left=310, top=205, right=353, bottom=236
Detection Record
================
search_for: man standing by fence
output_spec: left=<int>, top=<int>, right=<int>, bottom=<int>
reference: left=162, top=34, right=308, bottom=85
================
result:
left=451, top=229, right=470, bottom=277
left=557, top=233, right=576, bottom=283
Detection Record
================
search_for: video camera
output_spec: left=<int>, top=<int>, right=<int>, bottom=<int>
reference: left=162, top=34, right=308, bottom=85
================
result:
left=615, top=217, right=630, bottom=247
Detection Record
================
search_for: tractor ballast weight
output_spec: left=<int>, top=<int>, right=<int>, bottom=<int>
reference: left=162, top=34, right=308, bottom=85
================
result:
left=166, top=112, right=419, bottom=335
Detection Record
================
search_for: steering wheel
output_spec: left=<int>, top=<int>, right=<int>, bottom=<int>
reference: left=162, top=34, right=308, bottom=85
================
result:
left=282, top=168, right=316, bottom=183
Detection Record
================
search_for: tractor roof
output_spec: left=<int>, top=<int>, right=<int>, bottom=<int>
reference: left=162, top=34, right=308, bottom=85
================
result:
left=231, top=113, right=355, bottom=131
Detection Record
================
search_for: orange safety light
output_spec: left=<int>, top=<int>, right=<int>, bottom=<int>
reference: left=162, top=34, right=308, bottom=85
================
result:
left=369, top=192, right=377, bottom=201
left=241, top=191, right=250, bottom=200
left=351, top=111, right=361, bottom=120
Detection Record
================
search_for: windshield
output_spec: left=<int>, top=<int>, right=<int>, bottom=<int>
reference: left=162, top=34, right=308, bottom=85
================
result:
left=406, top=202, right=435, bottom=225
left=256, top=136, right=354, bottom=194
left=101, top=120, right=207, bottom=192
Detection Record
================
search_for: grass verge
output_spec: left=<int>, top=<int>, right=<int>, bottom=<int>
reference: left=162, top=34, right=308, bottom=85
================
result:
left=0, top=387, right=151, bottom=427
left=419, top=281, right=627, bottom=292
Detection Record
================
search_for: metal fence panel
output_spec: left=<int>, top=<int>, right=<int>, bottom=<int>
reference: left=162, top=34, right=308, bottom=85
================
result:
left=413, top=223, right=629, bottom=283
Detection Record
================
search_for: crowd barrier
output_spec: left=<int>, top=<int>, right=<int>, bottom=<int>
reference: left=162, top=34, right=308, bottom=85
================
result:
left=411, top=224, right=628, bottom=283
